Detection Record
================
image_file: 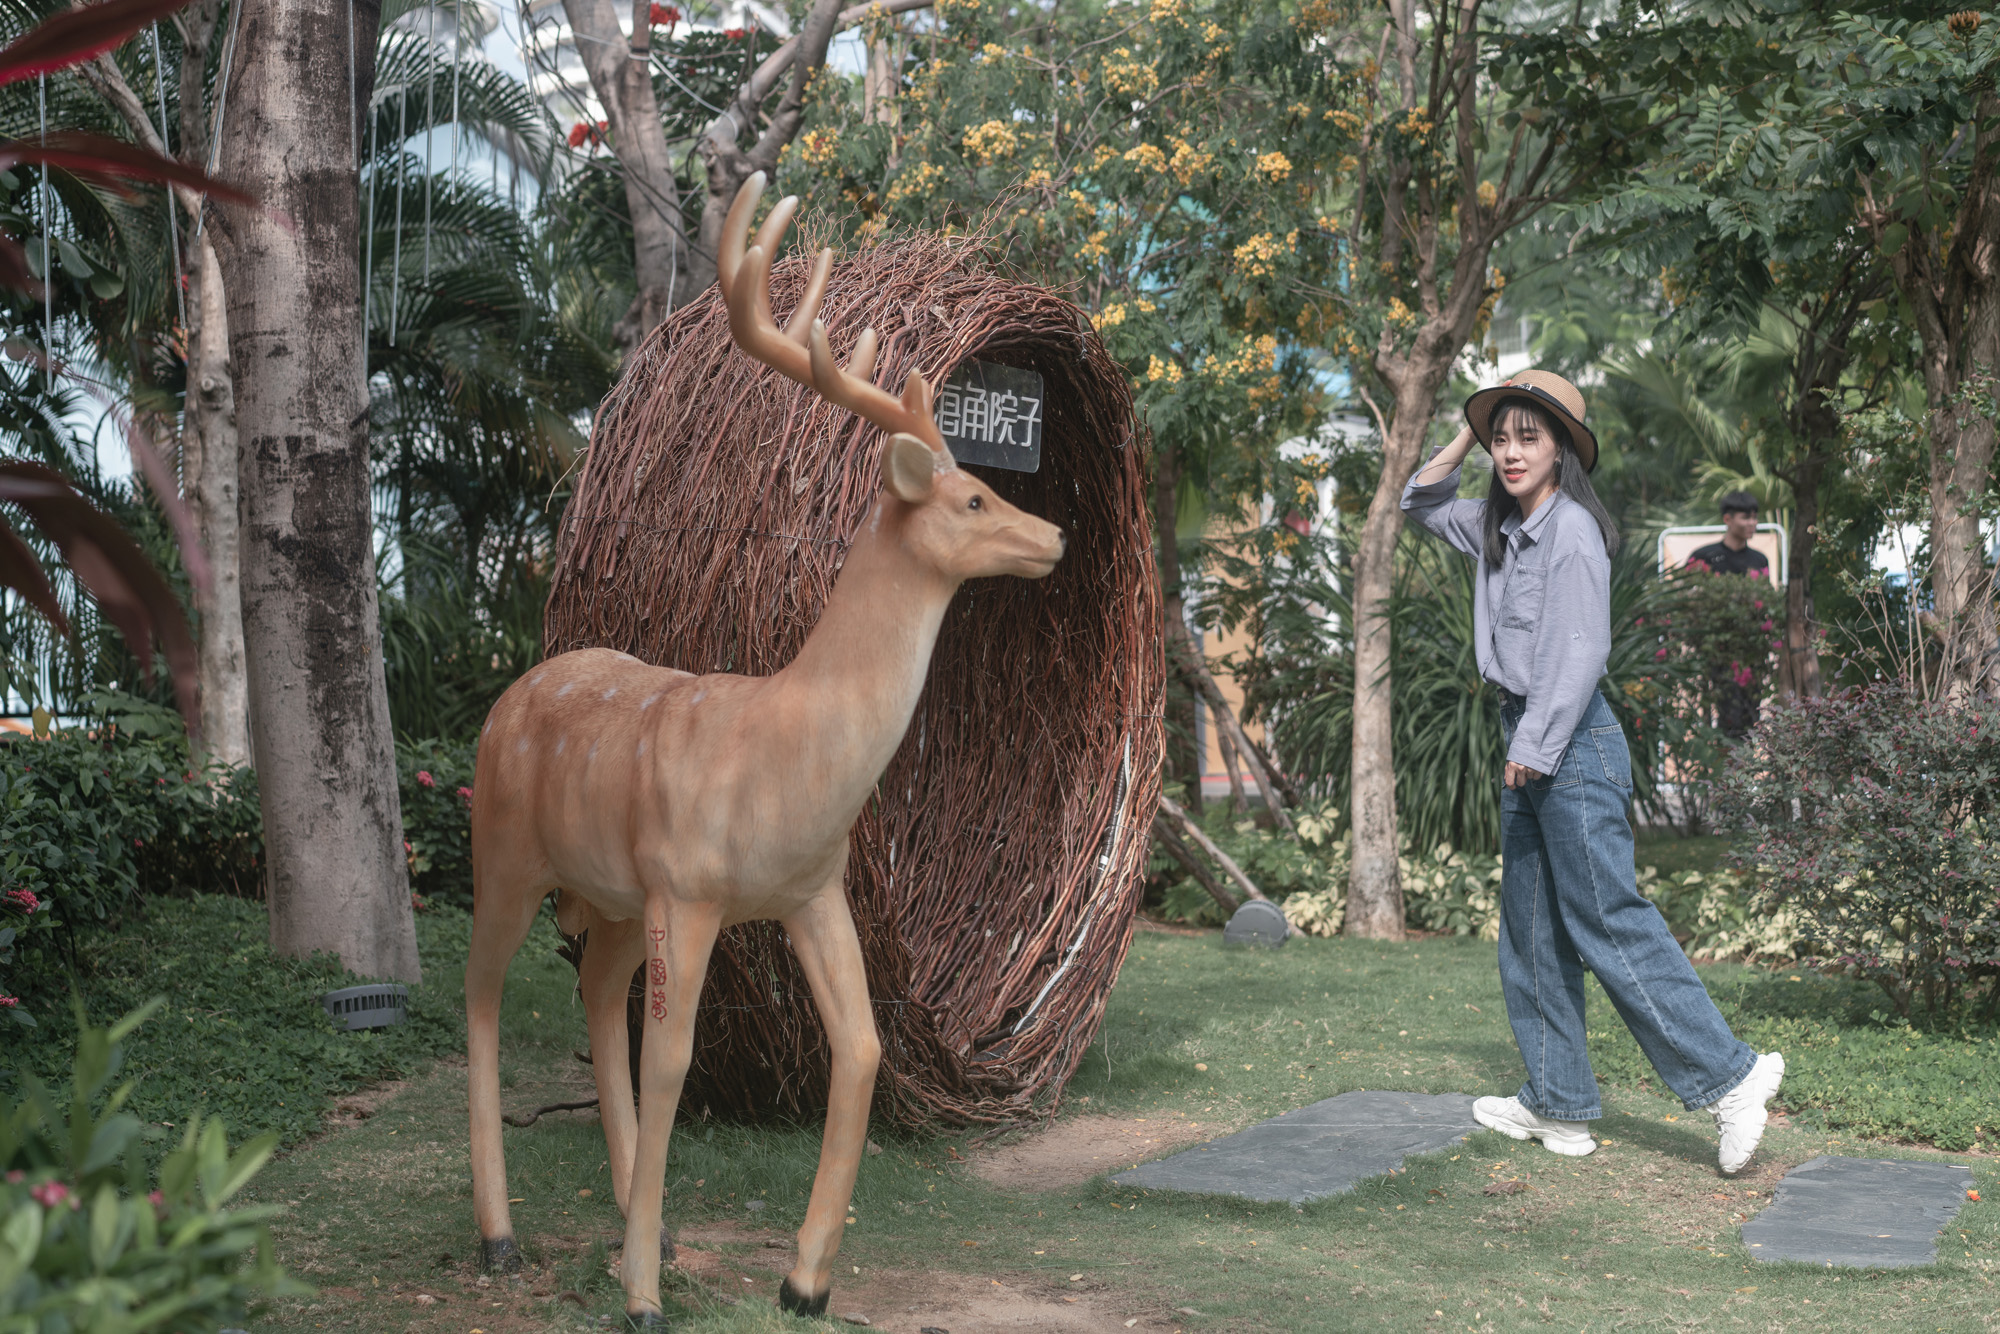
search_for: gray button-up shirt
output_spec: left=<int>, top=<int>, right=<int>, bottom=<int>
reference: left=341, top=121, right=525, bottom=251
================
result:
left=1400, top=451, right=1611, bottom=773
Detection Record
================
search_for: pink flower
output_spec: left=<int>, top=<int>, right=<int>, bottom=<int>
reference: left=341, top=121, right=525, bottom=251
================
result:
left=5, top=888, right=38, bottom=912
left=1753, top=600, right=1764, bottom=611
left=1732, top=664, right=1754, bottom=688
left=416, top=771, right=435, bottom=788
left=1761, top=619, right=1774, bottom=632
left=30, top=1181, right=69, bottom=1208
left=0, top=996, right=17, bottom=1008
left=147, top=1190, right=163, bottom=1211
left=1654, top=647, right=1668, bottom=660
left=457, top=785, right=474, bottom=806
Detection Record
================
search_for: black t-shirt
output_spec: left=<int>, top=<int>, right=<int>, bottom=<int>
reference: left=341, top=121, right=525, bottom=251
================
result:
left=1687, top=541, right=1769, bottom=577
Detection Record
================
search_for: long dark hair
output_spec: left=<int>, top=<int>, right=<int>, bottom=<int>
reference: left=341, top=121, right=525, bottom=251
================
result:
left=1480, top=398, right=1620, bottom=567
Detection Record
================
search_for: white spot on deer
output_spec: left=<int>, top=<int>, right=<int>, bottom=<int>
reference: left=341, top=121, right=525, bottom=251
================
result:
left=556, top=736, right=567, bottom=755
left=603, top=687, right=619, bottom=700
left=516, top=737, right=530, bottom=754
left=868, top=500, right=882, bottom=534
left=483, top=717, right=492, bottom=735
left=690, top=690, right=706, bottom=706
left=556, top=682, right=575, bottom=697
left=637, top=739, right=648, bottom=757
left=641, top=693, right=662, bottom=710
left=588, top=740, right=600, bottom=761
left=530, top=672, right=545, bottom=687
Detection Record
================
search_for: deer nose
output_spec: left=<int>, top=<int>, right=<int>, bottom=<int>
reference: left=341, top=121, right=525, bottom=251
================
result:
left=1055, top=529, right=1068, bottom=555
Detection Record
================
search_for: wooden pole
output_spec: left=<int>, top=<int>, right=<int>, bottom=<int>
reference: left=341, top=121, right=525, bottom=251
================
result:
left=1151, top=813, right=1239, bottom=915
left=1158, top=793, right=1267, bottom=904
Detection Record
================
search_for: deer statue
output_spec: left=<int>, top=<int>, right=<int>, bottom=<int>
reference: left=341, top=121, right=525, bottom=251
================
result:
left=463, top=172, right=1067, bottom=1327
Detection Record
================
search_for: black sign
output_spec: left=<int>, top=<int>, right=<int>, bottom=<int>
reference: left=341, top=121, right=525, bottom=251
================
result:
left=934, top=360, right=1044, bottom=473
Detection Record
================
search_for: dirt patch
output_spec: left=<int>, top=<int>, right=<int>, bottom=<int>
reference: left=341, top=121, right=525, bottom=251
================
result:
left=322, top=1079, right=410, bottom=1132
left=827, top=1267, right=1174, bottom=1333
left=969, top=1115, right=1212, bottom=1192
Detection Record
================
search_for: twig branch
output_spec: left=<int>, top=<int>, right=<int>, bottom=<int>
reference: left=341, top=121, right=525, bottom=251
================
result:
left=1159, top=793, right=1267, bottom=904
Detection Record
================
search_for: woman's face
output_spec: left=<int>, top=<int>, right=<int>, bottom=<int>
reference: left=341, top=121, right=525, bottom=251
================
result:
left=1490, top=405, right=1561, bottom=506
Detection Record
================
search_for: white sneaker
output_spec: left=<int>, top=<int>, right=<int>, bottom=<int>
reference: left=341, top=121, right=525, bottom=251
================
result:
left=1711, top=1051, right=1785, bottom=1175
left=1472, top=1095, right=1597, bottom=1156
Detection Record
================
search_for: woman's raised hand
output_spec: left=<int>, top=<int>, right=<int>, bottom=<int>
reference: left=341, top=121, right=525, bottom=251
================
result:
left=1414, top=423, right=1480, bottom=486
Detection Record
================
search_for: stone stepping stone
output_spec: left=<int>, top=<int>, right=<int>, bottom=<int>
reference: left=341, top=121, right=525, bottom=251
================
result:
left=1742, top=1155, right=1975, bottom=1268
left=1110, top=1091, right=1477, bottom=1205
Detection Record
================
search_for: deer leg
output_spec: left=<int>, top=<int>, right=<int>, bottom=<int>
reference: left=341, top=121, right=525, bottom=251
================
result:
left=466, top=873, right=546, bottom=1273
left=620, top=899, right=719, bottom=1323
left=578, top=914, right=646, bottom=1217
left=778, top=888, right=882, bottom=1313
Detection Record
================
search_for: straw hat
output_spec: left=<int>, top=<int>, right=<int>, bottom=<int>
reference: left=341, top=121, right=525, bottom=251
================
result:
left=1462, top=369, right=1599, bottom=473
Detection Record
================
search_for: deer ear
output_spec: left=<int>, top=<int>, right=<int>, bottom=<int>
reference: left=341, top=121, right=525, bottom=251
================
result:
left=883, top=432, right=938, bottom=503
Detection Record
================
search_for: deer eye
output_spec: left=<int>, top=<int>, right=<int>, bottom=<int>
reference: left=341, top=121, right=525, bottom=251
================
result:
left=968, top=495, right=984, bottom=512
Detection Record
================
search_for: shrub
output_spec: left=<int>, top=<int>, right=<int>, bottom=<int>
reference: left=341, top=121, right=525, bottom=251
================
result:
left=1712, top=684, right=2000, bottom=1020
left=0, top=1003, right=303, bottom=1330
left=396, top=736, right=478, bottom=908
left=2, top=895, right=467, bottom=1147
left=1149, top=798, right=1345, bottom=928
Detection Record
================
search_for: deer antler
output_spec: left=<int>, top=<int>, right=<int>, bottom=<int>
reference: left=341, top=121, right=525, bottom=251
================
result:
left=718, top=172, right=949, bottom=455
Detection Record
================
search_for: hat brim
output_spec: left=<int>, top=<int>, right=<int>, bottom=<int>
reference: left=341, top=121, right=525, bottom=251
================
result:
left=1463, top=384, right=1599, bottom=473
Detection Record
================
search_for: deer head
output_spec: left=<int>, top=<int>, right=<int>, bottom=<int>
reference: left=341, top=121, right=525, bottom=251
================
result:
left=717, top=174, right=1066, bottom=584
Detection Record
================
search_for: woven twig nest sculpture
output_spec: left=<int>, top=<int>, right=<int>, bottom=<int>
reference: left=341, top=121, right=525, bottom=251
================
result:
left=542, top=232, right=1163, bottom=1127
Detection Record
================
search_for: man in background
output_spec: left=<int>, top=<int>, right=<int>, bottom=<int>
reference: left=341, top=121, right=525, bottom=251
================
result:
left=1688, top=492, right=1769, bottom=579
left=1686, top=491, right=1769, bottom=739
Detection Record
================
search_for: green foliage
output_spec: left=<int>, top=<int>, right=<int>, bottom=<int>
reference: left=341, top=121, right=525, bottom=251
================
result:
left=1586, top=967, right=2000, bottom=1153
left=1148, top=796, right=1346, bottom=929
left=396, top=736, right=477, bottom=908
left=1224, top=527, right=1704, bottom=856
left=3, top=896, right=467, bottom=1148
left=0, top=1002, right=304, bottom=1331
left=0, top=712, right=261, bottom=1021
left=1713, top=685, right=2000, bottom=1022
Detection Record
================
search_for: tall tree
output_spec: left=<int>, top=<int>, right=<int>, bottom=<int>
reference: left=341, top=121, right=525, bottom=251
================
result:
left=212, top=0, right=420, bottom=981
left=1339, top=0, right=1653, bottom=936
left=556, top=0, right=931, bottom=352
left=75, top=0, right=249, bottom=764
left=1818, top=6, right=2000, bottom=696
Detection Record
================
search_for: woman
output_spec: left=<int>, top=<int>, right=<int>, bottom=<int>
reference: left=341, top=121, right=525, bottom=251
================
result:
left=1400, top=370, right=1783, bottom=1175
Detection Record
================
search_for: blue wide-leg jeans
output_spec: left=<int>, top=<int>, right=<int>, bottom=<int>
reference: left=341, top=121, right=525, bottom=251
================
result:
left=1496, top=690, right=1755, bottom=1121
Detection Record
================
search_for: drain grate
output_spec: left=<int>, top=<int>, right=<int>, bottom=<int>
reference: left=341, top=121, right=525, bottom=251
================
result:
left=321, top=984, right=409, bottom=1031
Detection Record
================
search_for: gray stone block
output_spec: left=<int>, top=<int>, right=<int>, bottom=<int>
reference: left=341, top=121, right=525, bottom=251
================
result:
left=1742, top=1155, right=1974, bottom=1269
left=1111, top=1090, right=1479, bottom=1204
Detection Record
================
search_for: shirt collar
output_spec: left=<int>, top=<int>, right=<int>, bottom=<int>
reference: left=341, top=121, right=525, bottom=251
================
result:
left=1510, top=489, right=1566, bottom=545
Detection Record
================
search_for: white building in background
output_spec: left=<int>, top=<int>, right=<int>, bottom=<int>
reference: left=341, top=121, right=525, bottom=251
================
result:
left=517, top=0, right=792, bottom=126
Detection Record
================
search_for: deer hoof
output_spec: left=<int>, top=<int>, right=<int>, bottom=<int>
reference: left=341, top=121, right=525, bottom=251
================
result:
left=778, top=1277, right=829, bottom=1317
left=624, top=1311, right=672, bottom=1331
left=480, top=1236, right=523, bottom=1274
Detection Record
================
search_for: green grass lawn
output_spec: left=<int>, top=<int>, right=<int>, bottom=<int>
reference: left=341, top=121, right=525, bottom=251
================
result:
left=237, top=914, right=2000, bottom=1334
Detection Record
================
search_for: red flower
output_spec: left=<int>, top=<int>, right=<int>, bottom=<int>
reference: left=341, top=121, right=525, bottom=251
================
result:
left=30, top=1181, right=70, bottom=1208
left=4, top=888, right=38, bottom=913
left=0, top=996, right=17, bottom=1009
left=568, top=121, right=590, bottom=148
left=416, top=770, right=436, bottom=788
left=649, top=2, right=680, bottom=23
left=722, top=25, right=746, bottom=37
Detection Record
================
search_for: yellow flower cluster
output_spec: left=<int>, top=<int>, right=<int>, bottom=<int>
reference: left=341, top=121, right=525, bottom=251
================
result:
left=981, top=42, right=1009, bottom=60
left=1147, top=355, right=1184, bottom=384
left=1096, top=296, right=1157, bottom=328
left=1092, top=144, right=1120, bottom=169
left=794, top=129, right=840, bottom=167
left=936, top=0, right=981, bottom=18
left=1256, top=151, right=1293, bottom=182
left=1293, top=0, right=1339, bottom=34
left=1400, top=108, right=1436, bottom=138
left=885, top=160, right=944, bottom=205
left=1150, top=0, right=1184, bottom=23
left=1104, top=50, right=1159, bottom=98
left=1124, top=143, right=1168, bottom=173
left=1202, top=21, right=1229, bottom=46
left=1068, top=187, right=1093, bottom=210
left=1076, top=230, right=1111, bottom=261
left=1234, top=232, right=1282, bottom=278
left=1024, top=168, right=1053, bottom=189
left=1215, top=333, right=1278, bottom=377
left=1385, top=297, right=1415, bottom=326
left=1477, top=179, right=1498, bottom=208
left=964, top=119, right=1020, bottom=163
left=1168, top=138, right=1213, bottom=184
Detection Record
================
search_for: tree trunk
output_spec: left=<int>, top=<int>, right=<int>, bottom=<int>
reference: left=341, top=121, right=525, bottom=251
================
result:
left=1927, top=384, right=2000, bottom=696
left=561, top=0, right=686, bottom=353
left=214, top=0, right=419, bottom=981
left=1154, top=441, right=1201, bottom=812
left=1344, top=408, right=1418, bottom=939
left=184, top=233, right=251, bottom=765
